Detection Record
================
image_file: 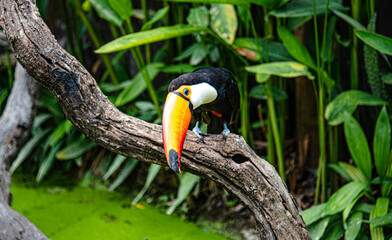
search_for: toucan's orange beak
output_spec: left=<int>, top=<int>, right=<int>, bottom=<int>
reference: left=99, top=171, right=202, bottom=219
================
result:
left=162, top=92, right=192, bottom=173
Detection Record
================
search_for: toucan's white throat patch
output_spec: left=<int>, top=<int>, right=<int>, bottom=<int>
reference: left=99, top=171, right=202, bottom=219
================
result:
left=190, top=83, right=217, bottom=109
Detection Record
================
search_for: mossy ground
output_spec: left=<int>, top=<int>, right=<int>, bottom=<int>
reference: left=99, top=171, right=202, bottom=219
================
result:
left=10, top=175, right=226, bottom=240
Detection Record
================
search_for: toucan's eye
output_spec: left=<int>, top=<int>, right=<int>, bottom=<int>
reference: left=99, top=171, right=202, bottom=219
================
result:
left=183, top=88, right=190, bottom=96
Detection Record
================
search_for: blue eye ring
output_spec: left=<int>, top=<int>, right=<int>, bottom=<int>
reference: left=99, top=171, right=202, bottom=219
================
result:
left=183, top=88, right=190, bottom=96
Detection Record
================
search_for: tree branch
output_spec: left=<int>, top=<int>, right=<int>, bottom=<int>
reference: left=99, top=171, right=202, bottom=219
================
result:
left=0, top=0, right=309, bottom=239
left=0, top=63, right=47, bottom=240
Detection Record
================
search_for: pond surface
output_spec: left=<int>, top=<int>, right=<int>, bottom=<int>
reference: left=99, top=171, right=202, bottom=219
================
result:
left=11, top=181, right=226, bottom=240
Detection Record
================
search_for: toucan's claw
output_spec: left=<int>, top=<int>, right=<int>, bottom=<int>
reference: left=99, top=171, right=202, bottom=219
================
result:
left=192, top=122, right=205, bottom=143
left=221, top=123, right=230, bottom=141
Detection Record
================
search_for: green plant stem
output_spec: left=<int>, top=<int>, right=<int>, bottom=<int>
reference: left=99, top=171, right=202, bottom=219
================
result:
left=71, top=0, right=118, bottom=85
left=59, top=0, right=76, bottom=57
left=265, top=81, right=285, bottom=181
left=312, top=0, right=327, bottom=204
left=124, top=20, right=162, bottom=119
left=5, top=47, right=13, bottom=88
left=350, top=0, right=360, bottom=90
left=141, top=0, right=151, bottom=64
left=267, top=113, right=276, bottom=165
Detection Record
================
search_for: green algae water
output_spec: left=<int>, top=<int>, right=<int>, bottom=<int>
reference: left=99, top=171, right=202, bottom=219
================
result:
left=10, top=181, right=226, bottom=240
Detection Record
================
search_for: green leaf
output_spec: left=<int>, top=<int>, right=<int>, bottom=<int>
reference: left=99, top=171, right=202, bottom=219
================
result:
left=90, top=0, right=122, bottom=27
left=336, top=162, right=369, bottom=185
left=356, top=30, right=392, bottom=56
left=250, top=85, right=288, bottom=101
left=49, top=120, right=73, bottom=147
left=343, top=192, right=364, bottom=227
left=132, top=164, right=161, bottom=205
left=308, top=217, right=330, bottom=240
left=344, top=113, right=372, bottom=180
left=300, top=203, right=326, bottom=226
left=370, top=198, right=389, bottom=240
left=374, top=106, right=391, bottom=178
left=99, top=80, right=132, bottom=93
left=108, top=0, right=132, bottom=21
left=369, top=213, right=392, bottom=227
left=190, top=44, right=209, bottom=65
left=381, top=72, right=392, bottom=85
left=166, top=173, right=200, bottom=215
left=287, top=16, right=312, bottom=30
left=277, top=26, right=317, bottom=69
left=165, top=0, right=287, bottom=9
left=108, top=159, right=138, bottom=191
left=10, top=128, right=51, bottom=174
left=186, top=6, right=209, bottom=28
left=115, top=62, right=164, bottom=106
left=371, top=177, right=392, bottom=185
left=96, top=25, right=206, bottom=54
left=245, top=61, right=315, bottom=79
left=331, top=9, right=366, bottom=31
left=345, top=212, right=363, bottom=240
left=256, top=74, right=271, bottom=83
left=174, top=43, right=201, bottom=61
left=160, top=64, right=201, bottom=73
left=269, top=0, right=348, bottom=18
left=32, top=113, right=52, bottom=129
left=329, top=163, right=351, bottom=181
left=210, top=4, right=238, bottom=45
left=323, top=182, right=366, bottom=216
left=36, top=143, right=62, bottom=182
left=233, top=38, right=294, bottom=62
left=323, top=218, right=344, bottom=240
left=325, top=90, right=387, bottom=125
left=103, top=155, right=127, bottom=181
left=141, top=6, right=170, bottom=31
left=56, top=139, right=96, bottom=160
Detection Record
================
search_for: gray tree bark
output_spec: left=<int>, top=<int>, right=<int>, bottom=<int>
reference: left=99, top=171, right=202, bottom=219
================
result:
left=0, top=63, right=48, bottom=240
left=0, top=0, right=310, bottom=239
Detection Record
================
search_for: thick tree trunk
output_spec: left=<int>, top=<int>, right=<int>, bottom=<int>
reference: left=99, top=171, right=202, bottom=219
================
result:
left=0, top=63, right=48, bottom=240
left=0, top=0, right=310, bottom=239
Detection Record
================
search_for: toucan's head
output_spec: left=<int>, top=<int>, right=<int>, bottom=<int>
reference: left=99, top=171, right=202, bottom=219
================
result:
left=162, top=72, right=218, bottom=173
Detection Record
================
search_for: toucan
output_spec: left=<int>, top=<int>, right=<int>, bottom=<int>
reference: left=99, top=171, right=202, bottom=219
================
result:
left=162, top=67, right=240, bottom=173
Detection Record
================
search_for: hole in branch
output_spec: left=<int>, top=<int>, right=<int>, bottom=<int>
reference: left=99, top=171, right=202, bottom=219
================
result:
left=232, top=154, right=249, bottom=164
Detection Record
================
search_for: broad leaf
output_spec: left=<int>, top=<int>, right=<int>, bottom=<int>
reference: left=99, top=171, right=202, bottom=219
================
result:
left=108, top=159, right=138, bottom=191
left=210, top=4, right=238, bottom=45
left=103, top=155, right=127, bottom=180
left=300, top=203, right=326, bottom=226
left=344, top=113, right=372, bottom=180
left=56, top=139, right=96, bottom=160
left=325, top=90, right=387, bottom=125
left=374, top=106, right=391, bottom=178
left=323, top=182, right=366, bottom=216
left=356, top=30, right=392, bottom=56
left=132, top=164, right=161, bottom=205
left=96, top=25, right=206, bottom=53
left=369, top=213, right=392, bottom=227
left=10, top=128, right=51, bottom=174
left=160, top=64, right=201, bottom=73
left=233, top=38, right=294, bottom=62
left=370, top=198, right=389, bottom=240
left=277, top=26, right=317, bottom=69
left=336, top=162, right=369, bottom=185
left=331, top=9, right=365, bottom=31
left=90, top=0, right=122, bottom=27
left=245, top=61, right=314, bottom=79
left=36, top=143, right=62, bottom=182
left=250, top=85, right=288, bottom=101
left=269, top=0, right=348, bottom=18
left=115, top=62, right=164, bottom=106
left=345, top=212, right=363, bottom=240
left=108, top=0, right=132, bottom=21
left=141, top=6, right=170, bottom=31
left=186, top=6, right=209, bottom=28
left=166, top=173, right=200, bottom=215
left=165, top=0, right=287, bottom=9
left=308, top=217, right=330, bottom=240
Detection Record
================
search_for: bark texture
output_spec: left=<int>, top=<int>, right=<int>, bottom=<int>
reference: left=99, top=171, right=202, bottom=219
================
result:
left=0, top=0, right=310, bottom=239
left=0, top=63, right=47, bottom=240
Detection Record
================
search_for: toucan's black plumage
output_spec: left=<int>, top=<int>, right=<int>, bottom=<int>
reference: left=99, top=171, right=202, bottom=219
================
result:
left=162, top=67, right=240, bottom=173
left=168, top=67, right=240, bottom=134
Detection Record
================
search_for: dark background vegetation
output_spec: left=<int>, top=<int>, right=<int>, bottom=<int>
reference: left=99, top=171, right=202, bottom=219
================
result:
left=1, top=0, right=392, bottom=239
